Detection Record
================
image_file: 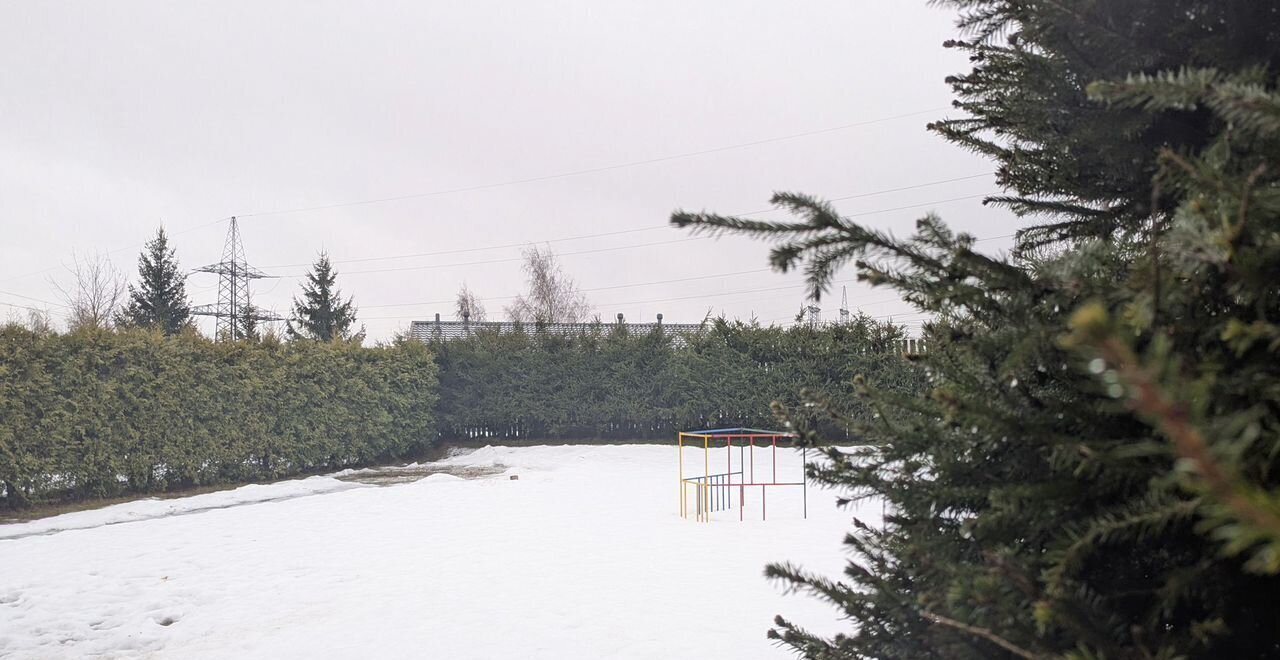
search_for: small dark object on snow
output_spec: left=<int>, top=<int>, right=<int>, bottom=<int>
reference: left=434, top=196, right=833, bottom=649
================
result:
left=509, top=475, right=519, bottom=480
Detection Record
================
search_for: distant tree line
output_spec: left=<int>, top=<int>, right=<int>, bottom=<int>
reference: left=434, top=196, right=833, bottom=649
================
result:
left=430, top=315, right=922, bottom=441
left=0, top=325, right=437, bottom=509
left=45, top=227, right=361, bottom=342
left=46, top=229, right=609, bottom=342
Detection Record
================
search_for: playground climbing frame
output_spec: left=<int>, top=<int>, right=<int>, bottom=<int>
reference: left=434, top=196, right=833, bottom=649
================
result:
left=678, top=428, right=807, bottom=522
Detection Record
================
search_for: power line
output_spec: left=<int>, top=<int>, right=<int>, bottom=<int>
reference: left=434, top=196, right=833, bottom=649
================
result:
left=245, top=207, right=1015, bottom=319
left=361, top=267, right=774, bottom=310
left=0, top=288, right=67, bottom=309
left=741, top=290, right=912, bottom=311
left=0, top=217, right=233, bottom=287
left=4, top=178, right=1009, bottom=318
left=273, top=191, right=996, bottom=279
left=738, top=192, right=990, bottom=219
left=1, top=108, right=960, bottom=286
left=263, top=225, right=667, bottom=270
left=253, top=196, right=1010, bottom=316
left=829, top=174, right=991, bottom=202
left=261, top=172, right=993, bottom=270
left=348, top=223, right=998, bottom=322
left=0, top=300, right=51, bottom=314
left=234, top=107, right=949, bottom=219
left=295, top=236, right=710, bottom=279
left=7, top=202, right=1008, bottom=325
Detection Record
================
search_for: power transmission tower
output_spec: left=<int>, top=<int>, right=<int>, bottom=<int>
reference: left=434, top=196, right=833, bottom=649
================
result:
left=191, top=217, right=284, bottom=340
left=805, top=303, right=821, bottom=328
left=839, top=286, right=851, bottom=324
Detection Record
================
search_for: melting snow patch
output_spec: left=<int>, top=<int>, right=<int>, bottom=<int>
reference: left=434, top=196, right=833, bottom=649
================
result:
left=0, top=476, right=364, bottom=541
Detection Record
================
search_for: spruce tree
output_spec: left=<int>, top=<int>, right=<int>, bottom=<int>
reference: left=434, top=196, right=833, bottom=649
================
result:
left=928, top=0, right=1280, bottom=250
left=671, top=2, right=1280, bottom=657
left=239, top=301, right=260, bottom=342
left=117, top=227, right=191, bottom=334
left=287, top=253, right=359, bottom=342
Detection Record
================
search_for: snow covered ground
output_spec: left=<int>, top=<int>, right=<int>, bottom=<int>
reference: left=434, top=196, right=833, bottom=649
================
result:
left=0, top=444, right=879, bottom=659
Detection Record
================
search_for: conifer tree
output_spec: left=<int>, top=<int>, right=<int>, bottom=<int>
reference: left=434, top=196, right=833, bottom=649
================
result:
left=671, top=1, right=1280, bottom=657
left=928, top=0, right=1280, bottom=250
left=117, top=228, right=190, bottom=334
left=239, top=301, right=260, bottom=342
left=287, top=253, right=360, bottom=342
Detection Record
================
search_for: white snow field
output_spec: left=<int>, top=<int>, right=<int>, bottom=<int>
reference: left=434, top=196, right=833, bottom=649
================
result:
left=0, top=444, right=879, bottom=659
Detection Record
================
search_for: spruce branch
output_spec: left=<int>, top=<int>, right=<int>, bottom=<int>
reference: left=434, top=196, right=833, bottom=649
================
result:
left=1066, top=303, right=1280, bottom=568
left=919, top=610, right=1042, bottom=659
left=1230, top=164, right=1267, bottom=247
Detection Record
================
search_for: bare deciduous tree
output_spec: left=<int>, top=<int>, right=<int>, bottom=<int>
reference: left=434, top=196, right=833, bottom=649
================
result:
left=24, top=309, right=54, bottom=334
left=505, top=246, right=592, bottom=324
left=455, top=284, right=487, bottom=322
left=53, top=252, right=126, bottom=331
left=3, top=307, right=54, bottom=334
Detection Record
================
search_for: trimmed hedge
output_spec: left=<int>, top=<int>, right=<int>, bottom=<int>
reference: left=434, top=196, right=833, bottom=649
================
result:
left=0, top=325, right=437, bottom=508
left=0, top=316, right=919, bottom=509
left=431, top=317, right=923, bottom=441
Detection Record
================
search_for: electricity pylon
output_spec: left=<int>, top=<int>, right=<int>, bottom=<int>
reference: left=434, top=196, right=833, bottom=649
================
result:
left=191, top=217, right=284, bottom=340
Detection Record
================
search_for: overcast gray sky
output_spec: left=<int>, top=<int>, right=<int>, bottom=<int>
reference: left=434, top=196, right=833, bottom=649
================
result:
left=0, top=1, right=1018, bottom=340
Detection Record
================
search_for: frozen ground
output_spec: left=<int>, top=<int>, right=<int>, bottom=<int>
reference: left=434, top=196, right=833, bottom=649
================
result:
left=0, top=444, right=878, bottom=659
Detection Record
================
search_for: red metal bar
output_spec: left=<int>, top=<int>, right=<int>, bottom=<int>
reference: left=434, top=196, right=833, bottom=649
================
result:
left=700, top=434, right=794, bottom=440
left=683, top=481, right=804, bottom=487
left=803, top=446, right=808, bottom=519
left=726, top=437, right=732, bottom=491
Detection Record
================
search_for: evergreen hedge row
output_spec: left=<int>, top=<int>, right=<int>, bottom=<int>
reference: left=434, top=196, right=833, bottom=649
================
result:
left=431, top=317, right=922, bottom=441
left=0, top=325, right=438, bottom=508
left=0, top=316, right=916, bottom=509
